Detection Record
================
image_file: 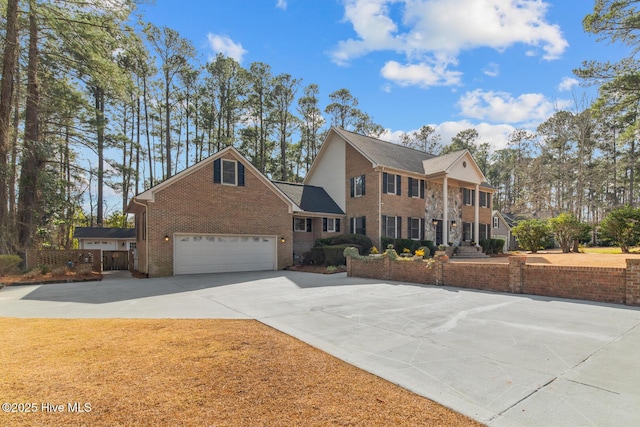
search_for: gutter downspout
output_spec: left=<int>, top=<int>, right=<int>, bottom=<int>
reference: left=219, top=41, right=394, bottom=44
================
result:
left=131, top=198, right=149, bottom=276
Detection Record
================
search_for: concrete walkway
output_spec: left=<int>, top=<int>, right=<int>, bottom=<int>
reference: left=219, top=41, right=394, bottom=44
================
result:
left=1, top=271, right=639, bottom=426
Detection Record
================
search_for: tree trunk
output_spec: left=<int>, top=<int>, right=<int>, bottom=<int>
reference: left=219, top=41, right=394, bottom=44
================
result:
left=0, top=0, right=20, bottom=252
left=143, top=72, right=153, bottom=187
left=17, top=1, right=41, bottom=250
left=165, top=69, right=172, bottom=178
left=94, top=87, right=105, bottom=227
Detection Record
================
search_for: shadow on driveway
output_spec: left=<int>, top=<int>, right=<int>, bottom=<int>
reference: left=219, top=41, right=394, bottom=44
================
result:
left=19, top=270, right=406, bottom=305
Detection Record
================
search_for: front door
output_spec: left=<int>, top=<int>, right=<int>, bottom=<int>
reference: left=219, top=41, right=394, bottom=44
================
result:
left=463, top=222, right=474, bottom=242
left=434, top=220, right=443, bottom=245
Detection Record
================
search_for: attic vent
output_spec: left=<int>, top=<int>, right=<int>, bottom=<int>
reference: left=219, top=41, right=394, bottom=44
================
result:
left=463, top=161, right=467, bottom=168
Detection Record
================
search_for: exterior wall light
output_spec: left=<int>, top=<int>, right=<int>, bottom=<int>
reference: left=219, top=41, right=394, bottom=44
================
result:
left=432, top=219, right=439, bottom=226
left=164, top=235, right=170, bottom=242
left=451, top=220, right=457, bottom=228
left=280, top=237, right=286, bottom=243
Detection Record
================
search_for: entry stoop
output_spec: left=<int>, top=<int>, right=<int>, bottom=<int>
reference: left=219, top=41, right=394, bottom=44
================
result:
left=454, top=245, right=490, bottom=259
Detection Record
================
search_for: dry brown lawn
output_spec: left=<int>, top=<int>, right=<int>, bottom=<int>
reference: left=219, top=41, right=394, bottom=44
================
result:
left=452, top=250, right=640, bottom=268
left=0, top=318, right=480, bottom=427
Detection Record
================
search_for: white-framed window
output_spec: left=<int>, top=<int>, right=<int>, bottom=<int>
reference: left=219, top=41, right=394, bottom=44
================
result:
left=410, top=179, right=419, bottom=198
left=409, top=217, right=423, bottom=240
left=480, top=191, right=490, bottom=208
left=129, top=242, right=137, bottom=249
left=493, top=217, right=499, bottom=228
left=463, top=188, right=475, bottom=205
left=382, top=215, right=401, bottom=238
left=350, top=216, right=366, bottom=235
left=222, top=159, right=237, bottom=185
left=351, top=175, right=366, bottom=197
left=326, top=218, right=335, bottom=232
left=294, top=218, right=308, bottom=232
left=387, top=174, right=396, bottom=194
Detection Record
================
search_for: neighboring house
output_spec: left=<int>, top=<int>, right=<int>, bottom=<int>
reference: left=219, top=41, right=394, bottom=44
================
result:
left=73, top=227, right=136, bottom=270
left=305, top=127, right=495, bottom=248
left=491, top=211, right=519, bottom=252
left=127, top=146, right=344, bottom=277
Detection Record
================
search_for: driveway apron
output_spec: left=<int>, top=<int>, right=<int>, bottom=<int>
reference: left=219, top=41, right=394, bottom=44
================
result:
left=1, top=270, right=639, bottom=427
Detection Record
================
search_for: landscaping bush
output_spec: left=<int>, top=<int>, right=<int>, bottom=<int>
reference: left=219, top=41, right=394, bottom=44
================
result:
left=309, top=247, right=326, bottom=265
left=76, top=264, right=93, bottom=275
left=381, top=238, right=434, bottom=256
left=310, top=244, right=363, bottom=266
left=51, top=266, right=67, bottom=278
left=330, top=234, right=372, bottom=254
left=314, top=238, right=333, bottom=247
left=0, top=255, right=22, bottom=276
left=480, top=238, right=505, bottom=255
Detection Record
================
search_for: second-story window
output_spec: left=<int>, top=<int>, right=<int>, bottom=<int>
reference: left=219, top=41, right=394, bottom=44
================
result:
left=463, top=188, right=475, bottom=205
left=480, top=191, right=491, bottom=208
left=383, top=172, right=401, bottom=195
left=351, top=175, right=366, bottom=197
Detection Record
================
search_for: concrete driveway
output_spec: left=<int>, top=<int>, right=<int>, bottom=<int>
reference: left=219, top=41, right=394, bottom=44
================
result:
left=1, top=271, right=639, bottom=426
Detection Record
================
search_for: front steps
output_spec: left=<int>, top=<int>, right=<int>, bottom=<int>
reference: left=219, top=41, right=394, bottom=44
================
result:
left=453, top=245, right=490, bottom=259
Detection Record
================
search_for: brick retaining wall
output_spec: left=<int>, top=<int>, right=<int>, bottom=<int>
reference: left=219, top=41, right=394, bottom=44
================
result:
left=346, top=255, right=639, bottom=307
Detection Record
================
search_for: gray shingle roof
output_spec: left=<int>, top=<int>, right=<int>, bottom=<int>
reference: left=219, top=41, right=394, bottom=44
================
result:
left=272, top=181, right=344, bottom=215
left=73, top=227, right=136, bottom=239
left=421, top=150, right=467, bottom=175
left=332, top=127, right=436, bottom=174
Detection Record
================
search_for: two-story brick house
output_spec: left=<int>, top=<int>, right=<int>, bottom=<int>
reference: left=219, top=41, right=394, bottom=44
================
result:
left=305, top=127, right=494, bottom=248
left=127, top=127, right=493, bottom=276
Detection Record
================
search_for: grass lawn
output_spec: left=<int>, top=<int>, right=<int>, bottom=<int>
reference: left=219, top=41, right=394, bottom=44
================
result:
left=580, top=247, right=640, bottom=254
left=0, top=318, right=480, bottom=427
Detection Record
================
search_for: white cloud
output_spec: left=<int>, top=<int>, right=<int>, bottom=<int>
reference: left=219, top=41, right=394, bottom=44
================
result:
left=381, top=60, right=462, bottom=87
left=207, top=33, right=247, bottom=63
left=483, top=63, right=500, bottom=78
left=383, top=121, right=517, bottom=151
left=558, top=77, right=579, bottom=92
left=331, top=0, right=568, bottom=88
left=276, top=0, right=287, bottom=10
left=457, top=89, right=564, bottom=124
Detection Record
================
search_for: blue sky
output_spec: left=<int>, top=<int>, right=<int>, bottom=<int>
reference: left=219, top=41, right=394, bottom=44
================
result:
left=137, top=0, right=626, bottom=149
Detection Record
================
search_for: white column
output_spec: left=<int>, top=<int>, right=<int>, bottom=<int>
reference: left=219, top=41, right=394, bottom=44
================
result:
left=443, top=175, right=449, bottom=245
left=474, top=183, right=480, bottom=245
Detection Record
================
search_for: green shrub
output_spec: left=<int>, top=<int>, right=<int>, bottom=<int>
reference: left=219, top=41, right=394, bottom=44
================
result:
left=480, top=238, right=505, bottom=255
left=314, top=238, right=333, bottom=247
left=324, top=244, right=361, bottom=266
left=330, top=234, right=372, bottom=254
left=39, top=264, right=51, bottom=275
left=309, top=247, right=326, bottom=265
left=0, top=255, right=22, bottom=276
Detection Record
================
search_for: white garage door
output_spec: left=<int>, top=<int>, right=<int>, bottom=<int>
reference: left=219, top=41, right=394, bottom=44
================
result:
left=174, top=234, right=277, bottom=275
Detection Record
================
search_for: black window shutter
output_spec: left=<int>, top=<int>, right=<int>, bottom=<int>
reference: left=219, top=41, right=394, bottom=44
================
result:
left=350, top=218, right=354, bottom=234
left=292, top=217, right=295, bottom=231
left=213, top=158, right=221, bottom=183
left=362, top=216, right=366, bottom=235
left=408, top=217, right=412, bottom=238
left=408, top=178, right=413, bottom=197
left=420, top=180, right=425, bottom=199
left=350, top=178, right=355, bottom=198
left=361, top=175, right=366, bottom=195
left=382, top=173, right=388, bottom=194
left=323, top=218, right=328, bottom=232
left=396, top=175, right=402, bottom=196
left=306, top=218, right=312, bottom=232
left=397, top=217, right=402, bottom=238
left=237, top=162, right=245, bottom=186
left=336, top=219, right=341, bottom=232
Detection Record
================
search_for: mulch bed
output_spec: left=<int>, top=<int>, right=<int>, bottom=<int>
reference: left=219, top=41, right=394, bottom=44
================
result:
left=0, top=318, right=480, bottom=426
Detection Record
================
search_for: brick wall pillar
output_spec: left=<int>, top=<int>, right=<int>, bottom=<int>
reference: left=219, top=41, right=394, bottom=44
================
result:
left=509, top=256, right=526, bottom=294
left=625, top=259, right=640, bottom=306
left=435, top=258, right=445, bottom=285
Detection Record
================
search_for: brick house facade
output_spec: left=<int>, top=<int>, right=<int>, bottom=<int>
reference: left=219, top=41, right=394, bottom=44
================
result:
left=128, top=128, right=492, bottom=276
left=306, top=128, right=494, bottom=249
